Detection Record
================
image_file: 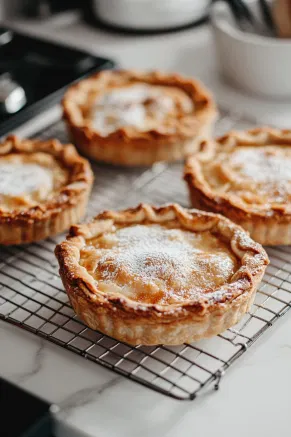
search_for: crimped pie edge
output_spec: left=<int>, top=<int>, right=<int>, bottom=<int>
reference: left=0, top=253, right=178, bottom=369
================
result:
left=55, top=204, right=268, bottom=345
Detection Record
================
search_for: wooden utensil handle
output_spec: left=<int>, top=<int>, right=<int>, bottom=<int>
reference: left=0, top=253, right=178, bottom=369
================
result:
left=273, top=0, right=291, bottom=37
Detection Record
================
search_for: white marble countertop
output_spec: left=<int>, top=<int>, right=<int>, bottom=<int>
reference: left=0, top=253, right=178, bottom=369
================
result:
left=1, top=15, right=291, bottom=437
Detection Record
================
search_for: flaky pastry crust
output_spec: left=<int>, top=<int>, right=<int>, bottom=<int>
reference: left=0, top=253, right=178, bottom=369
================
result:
left=0, top=135, right=93, bottom=245
left=185, top=127, right=291, bottom=245
left=62, top=70, right=217, bottom=166
left=55, top=204, right=268, bottom=345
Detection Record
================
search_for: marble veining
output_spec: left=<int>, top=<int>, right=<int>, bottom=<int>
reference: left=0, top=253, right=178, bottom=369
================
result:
left=12, top=340, right=45, bottom=384
left=59, top=376, right=121, bottom=419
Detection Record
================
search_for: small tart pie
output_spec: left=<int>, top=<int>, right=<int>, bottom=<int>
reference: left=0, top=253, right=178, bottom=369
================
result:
left=55, top=204, right=268, bottom=345
left=185, top=127, right=291, bottom=245
left=0, top=135, right=93, bottom=245
left=62, top=70, right=217, bottom=166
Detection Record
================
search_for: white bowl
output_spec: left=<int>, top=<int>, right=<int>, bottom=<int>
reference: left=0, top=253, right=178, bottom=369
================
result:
left=211, top=0, right=291, bottom=98
left=93, top=0, right=210, bottom=31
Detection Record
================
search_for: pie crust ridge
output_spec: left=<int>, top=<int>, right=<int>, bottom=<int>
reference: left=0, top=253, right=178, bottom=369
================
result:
left=55, top=204, right=268, bottom=345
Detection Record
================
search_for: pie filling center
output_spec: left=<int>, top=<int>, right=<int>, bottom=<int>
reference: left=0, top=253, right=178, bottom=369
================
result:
left=91, top=84, right=194, bottom=136
left=0, top=163, right=53, bottom=196
left=203, top=146, right=291, bottom=206
left=80, top=224, right=238, bottom=305
left=0, top=154, right=68, bottom=211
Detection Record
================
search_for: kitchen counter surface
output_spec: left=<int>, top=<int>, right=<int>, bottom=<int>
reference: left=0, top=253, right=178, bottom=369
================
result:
left=1, top=15, right=291, bottom=437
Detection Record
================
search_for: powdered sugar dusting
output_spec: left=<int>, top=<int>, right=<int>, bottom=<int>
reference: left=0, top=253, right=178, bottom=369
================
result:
left=231, top=147, right=291, bottom=183
left=205, top=146, right=291, bottom=206
left=92, top=84, right=193, bottom=136
left=102, top=225, right=194, bottom=282
left=84, top=224, right=238, bottom=305
left=0, top=163, right=53, bottom=196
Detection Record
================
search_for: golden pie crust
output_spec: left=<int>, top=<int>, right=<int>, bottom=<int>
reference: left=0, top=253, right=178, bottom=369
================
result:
left=185, top=127, right=291, bottom=245
left=55, top=204, right=268, bottom=345
left=0, top=135, right=93, bottom=245
left=62, top=70, right=217, bottom=166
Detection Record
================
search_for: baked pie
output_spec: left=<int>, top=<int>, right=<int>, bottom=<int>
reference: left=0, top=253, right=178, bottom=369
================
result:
left=185, top=127, right=291, bottom=245
left=62, top=70, right=217, bottom=166
left=55, top=204, right=268, bottom=345
left=0, top=135, right=93, bottom=245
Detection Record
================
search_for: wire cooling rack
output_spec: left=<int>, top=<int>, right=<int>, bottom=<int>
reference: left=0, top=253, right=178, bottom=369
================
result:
left=1, top=111, right=291, bottom=401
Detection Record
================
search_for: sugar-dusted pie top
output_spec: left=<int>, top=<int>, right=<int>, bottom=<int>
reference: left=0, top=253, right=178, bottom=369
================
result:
left=91, top=84, right=194, bottom=136
left=56, top=204, right=269, bottom=321
left=0, top=153, right=68, bottom=211
left=79, top=223, right=238, bottom=305
left=202, top=145, right=291, bottom=208
left=63, top=70, right=217, bottom=146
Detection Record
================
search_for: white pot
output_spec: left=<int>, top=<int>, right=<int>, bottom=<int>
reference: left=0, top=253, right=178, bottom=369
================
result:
left=93, top=0, right=210, bottom=31
left=211, top=0, right=291, bottom=99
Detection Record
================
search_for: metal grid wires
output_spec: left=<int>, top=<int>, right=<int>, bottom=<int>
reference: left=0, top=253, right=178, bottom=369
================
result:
left=1, top=113, right=291, bottom=400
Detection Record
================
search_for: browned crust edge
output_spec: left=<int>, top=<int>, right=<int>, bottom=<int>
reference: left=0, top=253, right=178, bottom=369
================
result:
left=55, top=204, right=268, bottom=345
left=0, top=135, right=93, bottom=245
left=184, top=127, right=291, bottom=245
left=62, top=70, right=217, bottom=166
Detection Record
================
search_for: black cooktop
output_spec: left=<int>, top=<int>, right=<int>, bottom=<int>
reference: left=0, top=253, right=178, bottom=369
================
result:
left=0, top=27, right=115, bottom=137
left=0, top=377, right=55, bottom=437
